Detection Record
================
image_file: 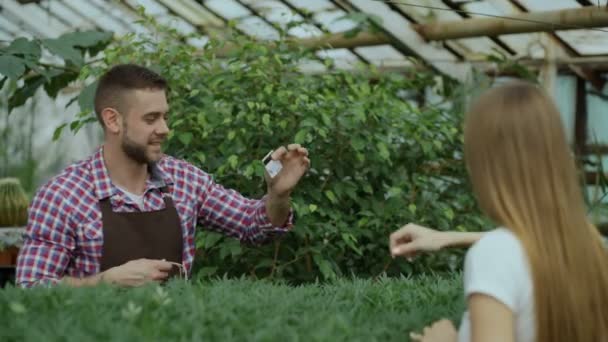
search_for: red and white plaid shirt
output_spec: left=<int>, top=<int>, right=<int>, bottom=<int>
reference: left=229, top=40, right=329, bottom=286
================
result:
left=16, top=147, right=293, bottom=287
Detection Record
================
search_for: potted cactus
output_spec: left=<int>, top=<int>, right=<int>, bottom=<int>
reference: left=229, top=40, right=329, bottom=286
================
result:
left=0, top=178, right=29, bottom=266
left=0, top=178, right=29, bottom=227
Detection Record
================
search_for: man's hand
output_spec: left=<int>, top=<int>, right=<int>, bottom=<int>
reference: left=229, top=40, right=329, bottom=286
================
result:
left=265, top=144, right=310, bottom=197
left=100, top=258, right=173, bottom=287
left=410, top=319, right=458, bottom=342
left=389, top=223, right=447, bottom=259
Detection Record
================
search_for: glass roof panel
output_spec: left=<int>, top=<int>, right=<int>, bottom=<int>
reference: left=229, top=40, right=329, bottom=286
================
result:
left=156, top=15, right=197, bottom=35
left=245, top=1, right=302, bottom=27
left=126, top=0, right=168, bottom=15
left=205, top=0, right=251, bottom=20
left=236, top=16, right=280, bottom=40
left=0, top=31, right=13, bottom=42
left=48, top=1, right=92, bottom=29
left=187, top=36, right=210, bottom=48
left=499, top=33, right=546, bottom=58
left=296, top=59, right=327, bottom=73
left=556, top=29, right=608, bottom=55
left=64, top=0, right=129, bottom=34
left=285, top=0, right=335, bottom=13
left=395, top=0, right=462, bottom=22
left=2, top=0, right=607, bottom=80
left=316, top=48, right=361, bottom=69
left=2, top=1, right=61, bottom=38
left=354, top=45, right=413, bottom=68
left=21, top=3, right=71, bottom=36
left=0, top=16, right=24, bottom=35
left=314, top=9, right=358, bottom=33
left=287, top=24, right=324, bottom=38
left=157, top=0, right=222, bottom=27
left=518, top=0, right=581, bottom=11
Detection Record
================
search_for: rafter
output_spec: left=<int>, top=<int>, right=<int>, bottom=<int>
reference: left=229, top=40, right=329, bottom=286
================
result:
left=413, top=6, right=608, bottom=40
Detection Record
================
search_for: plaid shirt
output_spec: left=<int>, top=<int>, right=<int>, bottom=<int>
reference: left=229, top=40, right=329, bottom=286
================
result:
left=16, top=147, right=293, bottom=287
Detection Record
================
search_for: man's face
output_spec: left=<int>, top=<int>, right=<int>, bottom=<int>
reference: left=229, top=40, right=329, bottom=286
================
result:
left=120, top=89, right=170, bottom=164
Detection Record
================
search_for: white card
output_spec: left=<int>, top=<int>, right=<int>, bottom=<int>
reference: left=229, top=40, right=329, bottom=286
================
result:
left=265, top=160, right=282, bottom=178
left=262, top=150, right=283, bottom=178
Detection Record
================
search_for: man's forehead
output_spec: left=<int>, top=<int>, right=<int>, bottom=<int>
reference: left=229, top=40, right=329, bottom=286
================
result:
left=129, top=88, right=168, bottom=112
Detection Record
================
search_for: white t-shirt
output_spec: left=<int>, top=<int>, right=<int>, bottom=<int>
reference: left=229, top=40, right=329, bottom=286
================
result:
left=458, top=228, right=535, bottom=342
left=115, top=185, right=145, bottom=210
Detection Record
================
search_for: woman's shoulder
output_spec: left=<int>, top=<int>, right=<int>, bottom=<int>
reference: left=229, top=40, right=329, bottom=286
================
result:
left=470, top=228, right=523, bottom=256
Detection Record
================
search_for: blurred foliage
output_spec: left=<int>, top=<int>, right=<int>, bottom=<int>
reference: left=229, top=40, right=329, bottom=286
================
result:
left=0, top=275, right=464, bottom=342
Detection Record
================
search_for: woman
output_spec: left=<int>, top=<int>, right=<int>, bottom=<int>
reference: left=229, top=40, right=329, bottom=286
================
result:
left=391, top=81, right=608, bottom=342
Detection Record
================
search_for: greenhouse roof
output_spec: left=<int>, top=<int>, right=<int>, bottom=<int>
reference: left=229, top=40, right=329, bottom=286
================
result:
left=2, top=0, right=608, bottom=82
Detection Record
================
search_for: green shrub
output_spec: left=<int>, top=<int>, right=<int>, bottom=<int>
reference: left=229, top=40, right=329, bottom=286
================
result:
left=72, top=14, right=489, bottom=282
left=0, top=275, right=464, bottom=342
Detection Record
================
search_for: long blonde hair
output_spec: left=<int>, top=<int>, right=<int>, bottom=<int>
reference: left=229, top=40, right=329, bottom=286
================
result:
left=464, top=81, right=608, bottom=341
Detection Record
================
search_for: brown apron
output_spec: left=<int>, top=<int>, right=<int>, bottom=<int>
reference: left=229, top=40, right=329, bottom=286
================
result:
left=99, top=186, right=184, bottom=279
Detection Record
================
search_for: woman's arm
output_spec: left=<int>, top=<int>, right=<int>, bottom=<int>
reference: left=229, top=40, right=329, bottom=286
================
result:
left=390, top=223, right=485, bottom=258
left=469, top=293, right=515, bottom=342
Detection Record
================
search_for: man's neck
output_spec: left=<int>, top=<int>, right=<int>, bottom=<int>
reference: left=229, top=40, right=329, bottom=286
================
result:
left=103, top=143, right=148, bottom=195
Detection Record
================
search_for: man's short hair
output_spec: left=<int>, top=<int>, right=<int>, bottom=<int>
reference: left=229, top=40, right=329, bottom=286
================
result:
left=94, top=64, right=167, bottom=126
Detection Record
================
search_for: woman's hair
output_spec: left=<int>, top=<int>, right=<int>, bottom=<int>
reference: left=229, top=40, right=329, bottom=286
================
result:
left=464, top=80, right=608, bottom=341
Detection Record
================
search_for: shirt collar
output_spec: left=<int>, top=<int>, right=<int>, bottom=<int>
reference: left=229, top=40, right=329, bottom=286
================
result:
left=90, top=146, right=173, bottom=200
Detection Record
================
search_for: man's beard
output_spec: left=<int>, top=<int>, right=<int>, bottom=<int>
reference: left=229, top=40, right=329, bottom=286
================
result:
left=121, top=134, right=151, bottom=165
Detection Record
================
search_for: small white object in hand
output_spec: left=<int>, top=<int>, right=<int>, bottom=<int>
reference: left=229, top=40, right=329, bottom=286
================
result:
left=262, top=150, right=283, bottom=178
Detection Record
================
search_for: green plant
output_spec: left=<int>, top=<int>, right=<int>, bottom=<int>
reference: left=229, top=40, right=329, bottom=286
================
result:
left=0, top=178, right=29, bottom=227
left=0, top=30, right=113, bottom=115
left=66, top=12, right=489, bottom=282
left=0, top=275, right=464, bottom=342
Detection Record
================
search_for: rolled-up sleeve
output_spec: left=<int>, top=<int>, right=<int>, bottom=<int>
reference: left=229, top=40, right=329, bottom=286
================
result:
left=16, top=183, right=75, bottom=288
left=197, top=173, right=294, bottom=245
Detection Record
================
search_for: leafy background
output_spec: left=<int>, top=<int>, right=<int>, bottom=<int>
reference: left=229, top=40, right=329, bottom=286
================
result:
left=2, top=11, right=605, bottom=282
left=69, top=15, right=489, bottom=282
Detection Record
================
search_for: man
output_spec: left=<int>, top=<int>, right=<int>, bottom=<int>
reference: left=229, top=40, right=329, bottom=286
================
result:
left=16, top=64, right=310, bottom=287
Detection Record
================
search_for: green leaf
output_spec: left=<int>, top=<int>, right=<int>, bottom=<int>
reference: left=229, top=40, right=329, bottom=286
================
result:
left=52, top=123, right=68, bottom=141
left=227, top=154, right=239, bottom=169
left=78, top=81, right=98, bottom=112
left=386, top=187, right=402, bottom=198
left=376, top=142, right=390, bottom=160
left=5, top=38, right=41, bottom=60
left=309, top=204, right=318, bottom=213
left=8, top=75, right=46, bottom=113
left=313, top=254, right=335, bottom=279
left=262, top=114, right=270, bottom=126
left=0, top=55, right=26, bottom=80
left=408, top=204, right=417, bottom=214
left=203, top=232, right=223, bottom=249
left=178, top=132, right=193, bottom=146
left=41, top=38, right=83, bottom=66
left=43, top=70, right=78, bottom=98
left=198, top=266, right=218, bottom=277
left=444, top=208, right=455, bottom=221
left=341, top=233, right=362, bottom=255
left=325, top=190, right=337, bottom=204
left=59, top=30, right=113, bottom=48
left=294, top=129, right=308, bottom=144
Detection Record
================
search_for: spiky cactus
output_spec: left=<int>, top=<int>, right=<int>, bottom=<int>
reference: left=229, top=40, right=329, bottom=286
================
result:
left=0, top=178, right=29, bottom=227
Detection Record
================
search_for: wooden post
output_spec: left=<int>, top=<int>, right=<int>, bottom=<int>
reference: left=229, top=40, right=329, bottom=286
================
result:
left=413, top=6, right=608, bottom=40
left=574, top=76, right=588, bottom=157
left=539, top=35, right=557, bottom=97
left=213, top=32, right=390, bottom=57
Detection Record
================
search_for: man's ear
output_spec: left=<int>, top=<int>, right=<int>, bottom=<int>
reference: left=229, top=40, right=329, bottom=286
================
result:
left=101, top=108, right=122, bottom=134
